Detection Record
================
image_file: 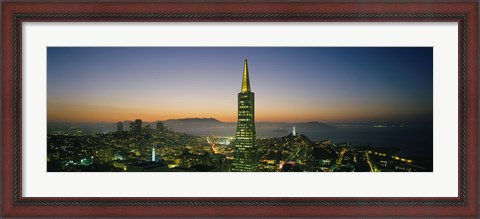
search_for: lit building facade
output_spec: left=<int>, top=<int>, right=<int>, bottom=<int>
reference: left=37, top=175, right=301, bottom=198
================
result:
left=117, top=121, right=123, bottom=132
left=134, top=119, right=142, bottom=134
left=129, top=122, right=135, bottom=133
left=156, top=122, right=164, bottom=132
left=232, top=59, right=259, bottom=172
left=152, top=146, right=156, bottom=161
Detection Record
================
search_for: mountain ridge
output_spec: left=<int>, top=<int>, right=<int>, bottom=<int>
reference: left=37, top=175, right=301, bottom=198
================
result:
left=48, top=118, right=335, bottom=132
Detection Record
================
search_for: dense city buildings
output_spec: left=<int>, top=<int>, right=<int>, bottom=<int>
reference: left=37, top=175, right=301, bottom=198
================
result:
left=47, top=122, right=431, bottom=172
left=232, top=59, right=259, bottom=172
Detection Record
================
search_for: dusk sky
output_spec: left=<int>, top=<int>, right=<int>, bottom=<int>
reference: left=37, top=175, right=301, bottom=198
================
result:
left=47, top=47, right=433, bottom=123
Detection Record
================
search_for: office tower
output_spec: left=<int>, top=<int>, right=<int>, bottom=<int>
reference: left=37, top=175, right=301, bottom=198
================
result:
left=129, top=122, right=135, bottom=132
left=232, top=59, right=258, bottom=172
left=156, top=122, right=164, bottom=132
left=134, top=119, right=142, bottom=134
left=117, top=121, right=123, bottom=132
left=293, top=126, right=296, bottom=136
left=144, top=124, right=152, bottom=134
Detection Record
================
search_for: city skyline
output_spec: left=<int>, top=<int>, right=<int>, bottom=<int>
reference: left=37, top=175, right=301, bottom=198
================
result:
left=48, top=51, right=434, bottom=172
left=47, top=47, right=433, bottom=123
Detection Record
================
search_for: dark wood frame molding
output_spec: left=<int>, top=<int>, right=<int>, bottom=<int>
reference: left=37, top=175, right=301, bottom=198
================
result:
left=1, top=0, right=478, bottom=217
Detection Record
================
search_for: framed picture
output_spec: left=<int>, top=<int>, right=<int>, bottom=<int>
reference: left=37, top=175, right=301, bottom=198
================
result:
left=2, top=0, right=478, bottom=217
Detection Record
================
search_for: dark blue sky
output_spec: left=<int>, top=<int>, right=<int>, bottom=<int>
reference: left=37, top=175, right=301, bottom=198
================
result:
left=47, top=47, right=433, bottom=123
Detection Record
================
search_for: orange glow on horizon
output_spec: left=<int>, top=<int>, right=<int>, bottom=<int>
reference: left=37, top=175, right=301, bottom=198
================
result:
left=48, top=102, right=238, bottom=123
left=47, top=101, right=421, bottom=123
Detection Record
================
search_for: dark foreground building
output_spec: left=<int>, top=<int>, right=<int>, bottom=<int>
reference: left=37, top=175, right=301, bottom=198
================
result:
left=232, top=59, right=259, bottom=172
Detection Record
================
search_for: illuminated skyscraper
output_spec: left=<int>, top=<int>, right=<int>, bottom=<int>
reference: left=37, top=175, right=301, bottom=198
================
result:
left=117, top=121, right=123, bottom=132
left=232, top=59, right=258, bottom=172
left=152, top=145, right=156, bottom=161
left=134, top=119, right=142, bottom=134
left=129, top=122, right=135, bottom=132
left=156, top=122, right=164, bottom=132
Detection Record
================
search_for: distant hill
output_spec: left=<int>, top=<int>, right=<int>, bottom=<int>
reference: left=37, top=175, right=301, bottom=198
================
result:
left=48, top=118, right=335, bottom=136
left=162, top=118, right=225, bottom=128
left=296, top=121, right=335, bottom=129
left=160, top=119, right=334, bottom=130
left=158, top=119, right=334, bottom=137
left=164, top=118, right=222, bottom=123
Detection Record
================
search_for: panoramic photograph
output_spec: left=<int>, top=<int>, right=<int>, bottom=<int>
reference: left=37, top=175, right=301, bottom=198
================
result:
left=47, top=47, right=433, bottom=172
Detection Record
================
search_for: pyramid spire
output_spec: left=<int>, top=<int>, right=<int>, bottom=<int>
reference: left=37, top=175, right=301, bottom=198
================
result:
left=241, top=59, right=251, bottom=93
